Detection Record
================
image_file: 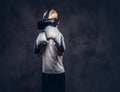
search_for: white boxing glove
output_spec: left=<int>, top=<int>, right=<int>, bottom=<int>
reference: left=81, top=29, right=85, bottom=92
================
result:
left=44, top=26, right=61, bottom=46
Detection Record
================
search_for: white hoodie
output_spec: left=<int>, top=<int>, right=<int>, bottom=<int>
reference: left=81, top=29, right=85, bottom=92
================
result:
left=35, top=26, right=66, bottom=74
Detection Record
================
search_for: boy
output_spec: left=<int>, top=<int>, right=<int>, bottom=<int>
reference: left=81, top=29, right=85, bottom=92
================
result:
left=34, top=9, right=66, bottom=92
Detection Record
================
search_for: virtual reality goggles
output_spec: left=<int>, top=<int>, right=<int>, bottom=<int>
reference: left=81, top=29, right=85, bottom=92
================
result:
left=37, top=18, right=59, bottom=31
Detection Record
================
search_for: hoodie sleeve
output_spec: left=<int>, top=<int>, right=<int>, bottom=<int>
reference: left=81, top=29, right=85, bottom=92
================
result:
left=34, top=32, right=47, bottom=55
left=55, top=33, right=66, bottom=54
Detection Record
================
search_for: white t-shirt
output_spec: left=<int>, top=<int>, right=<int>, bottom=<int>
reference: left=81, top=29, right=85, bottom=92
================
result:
left=35, top=26, right=66, bottom=74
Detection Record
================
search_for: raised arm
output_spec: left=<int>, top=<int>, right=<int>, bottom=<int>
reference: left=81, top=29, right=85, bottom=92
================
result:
left=34, top=32, right=47, bottom=56
left=55, top=35, right=66, bottom=56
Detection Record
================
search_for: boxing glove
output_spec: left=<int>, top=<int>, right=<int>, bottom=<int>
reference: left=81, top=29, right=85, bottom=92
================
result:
left=44, top=26, right=61, bottom=46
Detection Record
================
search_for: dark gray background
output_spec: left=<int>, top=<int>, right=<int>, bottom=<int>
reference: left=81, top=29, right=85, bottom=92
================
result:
left=0, top=0, right=120, bottom=92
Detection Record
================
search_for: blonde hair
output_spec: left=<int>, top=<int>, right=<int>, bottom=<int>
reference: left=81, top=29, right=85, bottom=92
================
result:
left=43, top=9, right=58, bottom=19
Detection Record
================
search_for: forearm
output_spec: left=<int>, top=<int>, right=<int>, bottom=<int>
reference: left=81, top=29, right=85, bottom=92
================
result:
left=34, top=41, right=47, bottom=55
left=54, top=39, right=65, bottom=56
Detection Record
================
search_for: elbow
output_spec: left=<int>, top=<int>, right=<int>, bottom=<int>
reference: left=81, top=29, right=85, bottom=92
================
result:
left=57, top=52, right=64, bottom=56
left=57, top=47, right=65, bottom=56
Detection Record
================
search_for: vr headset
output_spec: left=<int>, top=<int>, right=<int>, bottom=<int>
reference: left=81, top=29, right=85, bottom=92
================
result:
left=37, top=18, right=59, bottom=31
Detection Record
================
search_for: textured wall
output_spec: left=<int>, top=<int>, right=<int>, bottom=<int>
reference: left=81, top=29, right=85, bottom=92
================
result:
left=0, top=0, right=120, bottom=92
